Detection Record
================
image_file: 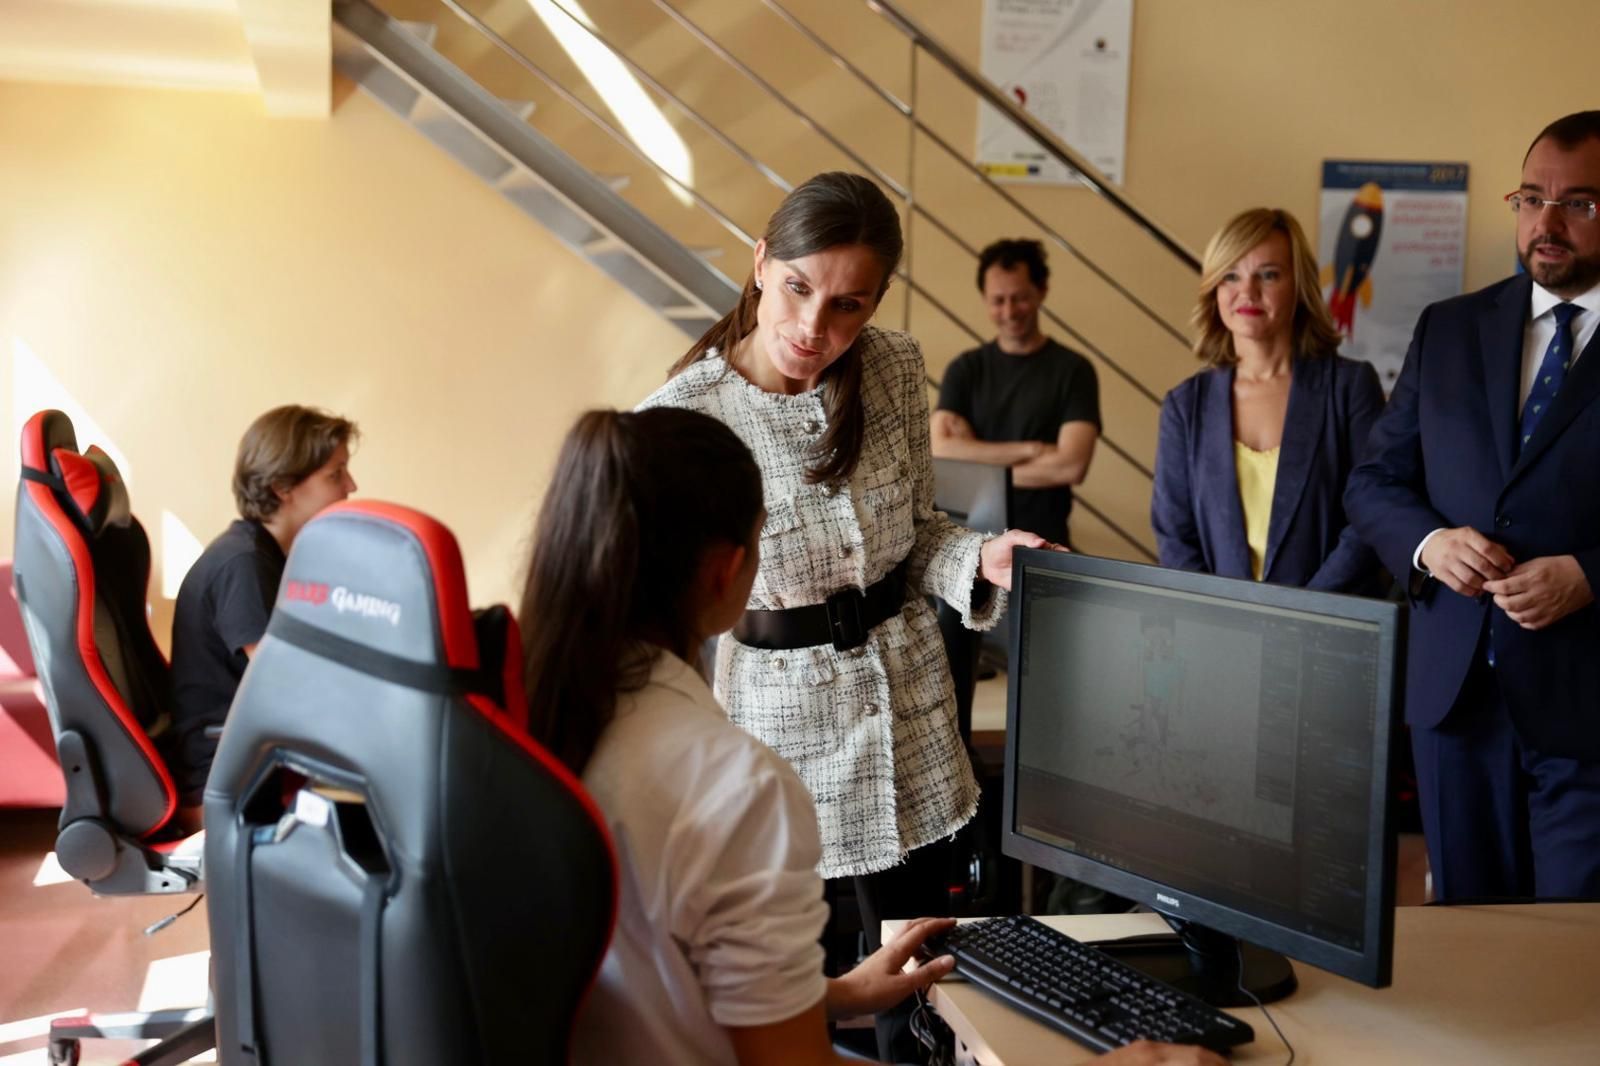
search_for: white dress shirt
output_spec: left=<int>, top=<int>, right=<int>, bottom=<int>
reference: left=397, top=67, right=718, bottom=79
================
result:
left=1520, top=280, right=1600, bottom=413
left=571, top=652, right=829, bottom=1066
left=1414, top=278, right=1600, bottom=570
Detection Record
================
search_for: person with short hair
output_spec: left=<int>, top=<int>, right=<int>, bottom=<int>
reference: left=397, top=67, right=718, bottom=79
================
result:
left=1152, top=208, right=1385, bottom=593
left=1345, top=112, right=1600, bottom=901
left=931, top=238, right=1102, bottom=546
left=170, top=405, right=358, bottom=825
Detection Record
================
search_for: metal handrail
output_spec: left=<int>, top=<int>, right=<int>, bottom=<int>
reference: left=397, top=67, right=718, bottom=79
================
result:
left=761, top=0, right=1186, bottom=387
left=337, top=0, right=738, bottom=321
left=864, top=0, right=1201, bottom=273
left=541, top=0, right=794, bottom=196
left=648, top=0, right=1164, bottom=473
left=436, top=0, right=759, bottom=252
left=417, top=0, right=1159, bottom=560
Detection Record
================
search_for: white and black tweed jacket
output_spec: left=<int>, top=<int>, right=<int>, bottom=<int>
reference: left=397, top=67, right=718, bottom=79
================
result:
left=639, top=326, right=1005, bottom=878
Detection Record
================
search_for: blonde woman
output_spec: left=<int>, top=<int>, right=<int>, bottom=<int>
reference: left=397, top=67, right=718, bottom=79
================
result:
left=1152, top=208, right=1385, bottom=593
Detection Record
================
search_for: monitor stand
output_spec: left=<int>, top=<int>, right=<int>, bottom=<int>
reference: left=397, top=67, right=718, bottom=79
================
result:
left=1089, top=916, right=1297, bottom=1007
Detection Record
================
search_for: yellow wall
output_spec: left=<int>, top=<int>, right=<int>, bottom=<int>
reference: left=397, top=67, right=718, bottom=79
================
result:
left=831, top=0, right=1599, bottom=558
left=398, top=0, right=1599, bottom=558
left=2, top=0, right=1597, bottom=626
left=0, top=79, right=686, bottom=642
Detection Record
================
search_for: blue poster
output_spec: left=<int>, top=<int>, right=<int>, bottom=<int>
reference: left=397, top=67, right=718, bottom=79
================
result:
left=1318, top=160, right=1469, bottom=389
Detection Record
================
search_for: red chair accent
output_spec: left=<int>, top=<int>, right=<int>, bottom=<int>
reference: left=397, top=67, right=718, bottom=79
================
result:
left=204, top=499, right=616, bottom=1065
left=14, top=409, right=213, bottom=1065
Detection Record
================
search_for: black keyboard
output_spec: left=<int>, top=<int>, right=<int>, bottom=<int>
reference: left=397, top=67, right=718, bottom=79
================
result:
left=925, top=915, right=1255, bottom=1054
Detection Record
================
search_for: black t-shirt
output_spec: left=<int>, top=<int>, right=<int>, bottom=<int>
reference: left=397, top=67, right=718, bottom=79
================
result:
left=169, top=519, right=285, bottom=804
left=936, top=338, right=1101, bottom=541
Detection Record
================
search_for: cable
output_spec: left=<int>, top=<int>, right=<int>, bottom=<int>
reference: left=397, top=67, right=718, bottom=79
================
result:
left=143, top=893, right=205, bottom=936
left=1234, top=939, right=1295, bottom=1065
left=909, top=989, right=955, bottom=1066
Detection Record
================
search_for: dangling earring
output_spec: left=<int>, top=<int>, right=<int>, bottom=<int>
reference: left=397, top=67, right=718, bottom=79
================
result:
left=754, top=279, right=763, bottom=291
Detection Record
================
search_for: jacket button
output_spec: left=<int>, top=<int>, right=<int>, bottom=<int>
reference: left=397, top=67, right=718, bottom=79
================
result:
left=803, top=420, right=822, bottom=435
left=1495, top=514, right=1511, bottom=529
left=770, top=656, right=787, bottom=671
left=865, top=702, right=881, bottom=716
left=821, top=482, right=839, bottom=498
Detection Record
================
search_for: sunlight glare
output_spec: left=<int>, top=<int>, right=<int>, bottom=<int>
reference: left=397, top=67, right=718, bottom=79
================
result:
left=161, top=511, right=204, bottom=599
left=529, top=0, right=694, bottom=207
left=11, top=338, right=132, bottom=482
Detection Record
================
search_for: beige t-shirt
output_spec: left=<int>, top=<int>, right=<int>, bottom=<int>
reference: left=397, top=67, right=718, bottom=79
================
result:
left=570, top=652, right=830, bottom=1065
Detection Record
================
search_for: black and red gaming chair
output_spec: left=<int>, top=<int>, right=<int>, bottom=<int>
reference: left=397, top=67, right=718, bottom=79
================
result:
left=13, top=409, right=215, bottom=1064
left=203, top=500, right=617, bottom=1065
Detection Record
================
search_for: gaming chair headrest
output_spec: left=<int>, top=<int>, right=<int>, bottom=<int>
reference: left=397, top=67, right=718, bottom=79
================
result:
left=19, top=411, right=132, bottom=537
left=274, top=500, right=484, bottom=675
left=267, top=502, right=527, bottom=728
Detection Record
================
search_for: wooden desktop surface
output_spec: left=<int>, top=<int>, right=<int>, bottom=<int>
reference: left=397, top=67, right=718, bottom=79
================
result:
left=887, top=905, right=1600, bottom=1065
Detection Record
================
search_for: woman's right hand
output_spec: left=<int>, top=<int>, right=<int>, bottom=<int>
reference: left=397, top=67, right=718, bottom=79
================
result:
left=1096, top=1040, right=1228, bottom=1066
left=825, top=916, right=955, bottom=1020
left=979, top=528, right=1064, bottom=590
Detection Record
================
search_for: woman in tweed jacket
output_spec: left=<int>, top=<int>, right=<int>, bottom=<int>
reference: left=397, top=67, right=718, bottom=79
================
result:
left=639, top=175, right=1046, bottom=1046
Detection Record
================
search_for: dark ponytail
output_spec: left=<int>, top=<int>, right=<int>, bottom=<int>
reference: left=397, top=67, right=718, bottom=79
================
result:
left=518, top=407, right=763, bottom=774
left=669, top=172, right=903, bottom=485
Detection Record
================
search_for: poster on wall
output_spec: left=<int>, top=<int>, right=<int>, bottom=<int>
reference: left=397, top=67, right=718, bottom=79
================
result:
left=976, top=0, right=1133, bottom=185
left=1317, top=160, right=1469, bottom=389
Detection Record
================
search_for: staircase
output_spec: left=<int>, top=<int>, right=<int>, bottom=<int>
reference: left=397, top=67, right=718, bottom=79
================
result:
left=331, top=0, right=1204, bottom=561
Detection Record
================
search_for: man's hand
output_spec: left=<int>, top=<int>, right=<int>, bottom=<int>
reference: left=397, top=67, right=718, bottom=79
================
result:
left=931, top=410, right=1044, bottom=465
left=931, top=410, right=978, bottom=441
left=826, top=917, right=956, bottom=1020
left=1482, top=555, right=1594, bottom=630
left=1418, top=527, right=1514, bottom=597
left=1096, top=1040, right=1228, bottom=1066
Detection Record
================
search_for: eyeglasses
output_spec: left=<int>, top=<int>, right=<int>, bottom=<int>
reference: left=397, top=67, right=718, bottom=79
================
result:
left=1505, top=191, right=1598, bottom=221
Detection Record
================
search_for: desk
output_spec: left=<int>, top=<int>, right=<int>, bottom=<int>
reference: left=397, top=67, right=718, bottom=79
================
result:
left=888, top=905, right=1600, bottom=1065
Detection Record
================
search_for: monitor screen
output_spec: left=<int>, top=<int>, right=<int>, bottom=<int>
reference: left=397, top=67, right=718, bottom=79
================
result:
left=1003, top=548, right=1402, bottom=989
left=933, top=457, right=1010, bottom=534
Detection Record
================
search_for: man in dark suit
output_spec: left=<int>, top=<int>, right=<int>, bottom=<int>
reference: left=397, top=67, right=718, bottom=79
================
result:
left=1345, top=111, right=1600, bottom=901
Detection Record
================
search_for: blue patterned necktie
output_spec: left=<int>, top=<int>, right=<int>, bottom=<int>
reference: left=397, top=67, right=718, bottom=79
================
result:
left=1520, top=302, right=1580, bottom=454
left=1491, top=302, right=1580, bottom=667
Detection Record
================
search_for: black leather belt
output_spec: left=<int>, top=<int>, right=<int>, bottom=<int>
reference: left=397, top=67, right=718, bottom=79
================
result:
left=733, top=559, right=909, bottom=652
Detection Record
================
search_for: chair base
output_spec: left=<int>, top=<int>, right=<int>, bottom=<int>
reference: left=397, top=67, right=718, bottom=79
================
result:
left=48, top=1007, right=215, bottom=1066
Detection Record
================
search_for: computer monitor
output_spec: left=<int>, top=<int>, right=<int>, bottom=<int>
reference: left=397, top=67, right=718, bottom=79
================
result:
left=1003, top=548, right=1402, bottom=1005
left=933, top=457, right=1011, bottom=534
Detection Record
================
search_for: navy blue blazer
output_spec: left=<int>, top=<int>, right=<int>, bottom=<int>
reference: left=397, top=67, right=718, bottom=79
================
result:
left=1345, top=274, right=1600, bottom=759
left=1152, top=353, right=1386, bottom=593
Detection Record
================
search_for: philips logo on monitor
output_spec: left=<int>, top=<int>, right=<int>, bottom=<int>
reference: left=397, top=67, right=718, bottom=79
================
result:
left=1156, top=893, right=1181, bottom=909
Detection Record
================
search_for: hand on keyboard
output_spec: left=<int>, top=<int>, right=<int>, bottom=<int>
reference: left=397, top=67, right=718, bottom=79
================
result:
left=1098, top=1039, right=1228, bottom=1066
left=826, top=916, right=957, bottom=1021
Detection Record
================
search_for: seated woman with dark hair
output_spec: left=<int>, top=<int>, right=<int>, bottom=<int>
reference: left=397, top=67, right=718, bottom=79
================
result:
left=520, top=406, right=1223, bottom=1066
left=170, top=404, right=358, bottom=828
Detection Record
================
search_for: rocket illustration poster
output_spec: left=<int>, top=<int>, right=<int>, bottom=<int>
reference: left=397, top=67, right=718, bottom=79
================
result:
left=1318, top=160, right=1469, bottom=389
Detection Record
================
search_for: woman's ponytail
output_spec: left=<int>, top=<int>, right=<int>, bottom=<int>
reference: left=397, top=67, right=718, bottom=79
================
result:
left=519, top=408, right=763, bottom=774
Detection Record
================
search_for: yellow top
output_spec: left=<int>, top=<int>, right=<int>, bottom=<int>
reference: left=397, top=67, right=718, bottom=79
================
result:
left=1234, top=442, right=1280, bottom=581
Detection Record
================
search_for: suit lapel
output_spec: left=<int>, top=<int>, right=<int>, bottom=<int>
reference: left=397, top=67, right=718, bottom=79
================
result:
left=1479, top=276, right=1530, bottom=481
left=1262, top=355, right=1325, bottom=580
left=1201, top=368, right=1253, bottom=578
left=1511, top=323, right=1600, bottom=481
